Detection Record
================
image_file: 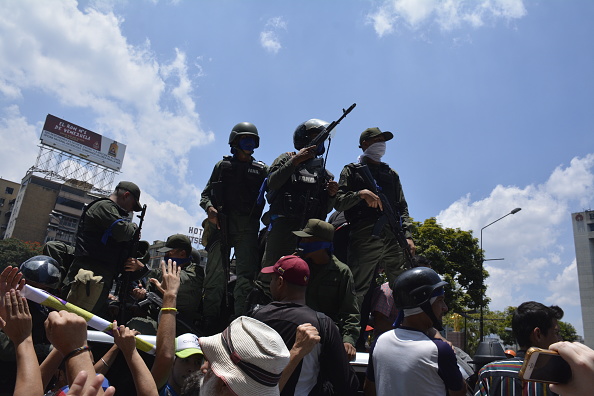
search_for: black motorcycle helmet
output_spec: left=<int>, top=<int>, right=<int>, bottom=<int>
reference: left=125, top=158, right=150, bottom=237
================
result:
left=19, top=255, right=62, bottom=289
left=228, top=122, right=260, bottom=148
left=393, top=267, right=448, bottom=330
left=293, top=119, right=329, bottom=151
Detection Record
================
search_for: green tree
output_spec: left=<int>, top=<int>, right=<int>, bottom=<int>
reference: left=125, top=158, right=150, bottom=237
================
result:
left=559, top=320, right=578, bottom=342
left=0, top=238, right=43, bottom=270
left=412, top=218, right=484, bottom=314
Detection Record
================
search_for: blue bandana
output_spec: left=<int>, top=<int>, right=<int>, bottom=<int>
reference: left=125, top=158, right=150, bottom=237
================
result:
left=298, top=241, right=333, bottom=255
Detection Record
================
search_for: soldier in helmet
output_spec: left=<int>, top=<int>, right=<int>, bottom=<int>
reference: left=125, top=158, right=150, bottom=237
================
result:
left=365, top=267, right=466, bottom=396
left=200, top=122, right=268, bottom=329
left=261, top=119, right=338, bottom=268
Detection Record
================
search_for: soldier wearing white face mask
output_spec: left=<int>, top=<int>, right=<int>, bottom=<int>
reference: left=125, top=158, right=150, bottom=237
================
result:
left=334, top=127, right=415, bottom=349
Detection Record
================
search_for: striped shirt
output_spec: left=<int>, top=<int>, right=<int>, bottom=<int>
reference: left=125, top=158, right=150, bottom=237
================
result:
left=474, top=352, right=558, bottom=396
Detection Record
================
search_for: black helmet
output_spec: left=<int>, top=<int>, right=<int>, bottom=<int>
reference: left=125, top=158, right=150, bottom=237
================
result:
left=393, top=267, right=448, bottom=330
left=394, top=267, right=447, bottom=309
left=228, top=122, right=259, bottom=148
left=19, top=255, right=62, bottom=289
left=293, top=119, right=329, bottom=150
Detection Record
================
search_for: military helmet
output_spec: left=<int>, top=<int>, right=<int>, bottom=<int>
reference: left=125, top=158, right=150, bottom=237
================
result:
left=19, top=255, right=62, bottom=289
left=393, top=267, right=447, bottom=310
left=293, top=119, right=329, bottom=150
left=228, top=122, right=259, bottom=148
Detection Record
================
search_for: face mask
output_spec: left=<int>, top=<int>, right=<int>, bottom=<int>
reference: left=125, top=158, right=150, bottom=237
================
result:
left=361, top=141, right=386, bottom=162
left=165, top=256, right=191, bottom=266
left=298, top=241, right=333, bottom=255
left=238, top=137, right=256, bottom=152
left=315, top=143, right=325, bottom=156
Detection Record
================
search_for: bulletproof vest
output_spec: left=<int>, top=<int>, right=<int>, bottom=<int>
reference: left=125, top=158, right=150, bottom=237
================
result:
left=217, top=156, right=267, bottom=215
left=344, top=162, right=402, bottom=224
left=269, top=157, right=331, bottom=219
left=74, top=198, right=132, bottom=266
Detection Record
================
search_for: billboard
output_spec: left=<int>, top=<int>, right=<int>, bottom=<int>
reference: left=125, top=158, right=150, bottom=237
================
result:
left=40, top=114, right=126, bottom=171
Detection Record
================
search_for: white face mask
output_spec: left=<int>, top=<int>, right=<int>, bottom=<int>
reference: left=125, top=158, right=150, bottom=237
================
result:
left=359, top=141, right=386, bottom=163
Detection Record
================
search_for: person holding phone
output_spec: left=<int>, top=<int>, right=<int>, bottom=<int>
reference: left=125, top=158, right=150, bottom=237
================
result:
left=475, top=301, right=564, bottom=396
left=547, top=341, right=594, bottom=396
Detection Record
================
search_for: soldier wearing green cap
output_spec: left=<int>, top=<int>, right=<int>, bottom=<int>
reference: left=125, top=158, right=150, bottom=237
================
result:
left=131, top=234, right=205, bottom=336
left=200, top=122, right=268, bottom=329
left=65, top=181, right=145, bottom=317
left=334, top=128, right=415, bottom=335
left=293, top=218, right=360, bottom=361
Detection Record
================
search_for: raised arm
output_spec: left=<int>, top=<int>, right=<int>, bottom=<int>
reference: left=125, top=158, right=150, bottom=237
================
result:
left=113, top=322, right=158, bottom=396
left=149, top=259, right=182, bottom=389
left=3, top=288, right=43, bottom=396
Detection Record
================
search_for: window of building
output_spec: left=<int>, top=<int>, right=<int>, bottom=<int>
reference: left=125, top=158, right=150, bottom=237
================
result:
left=0, top=198, right=4, bottom=207
left=589, top=224, right=594, bottom=232
left=589, top=213, right=594, bottom=220
left=4, top=187, right=13, bottom=195
left=56, top=196, right=85, bottom=210
left=60, top=216, right=78, bottom=230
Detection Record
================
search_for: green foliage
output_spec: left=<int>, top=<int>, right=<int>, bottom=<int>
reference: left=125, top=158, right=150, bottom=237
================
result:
left=0, top=238, right=43, bottom=271
left=412, top=218, right=485, bottom=313
left=559, top=320, right=578, bottom=342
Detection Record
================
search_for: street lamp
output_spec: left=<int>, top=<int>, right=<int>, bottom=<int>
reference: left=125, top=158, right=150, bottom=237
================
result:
left=479, top=207, right=521, bottom=341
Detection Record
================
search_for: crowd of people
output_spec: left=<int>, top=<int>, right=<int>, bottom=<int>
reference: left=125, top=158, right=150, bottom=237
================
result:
left=2, top=120, right=594, bottom=395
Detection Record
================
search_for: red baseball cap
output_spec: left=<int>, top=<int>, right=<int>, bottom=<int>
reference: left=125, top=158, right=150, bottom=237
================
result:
left=261, top=255, right=310, bottom=286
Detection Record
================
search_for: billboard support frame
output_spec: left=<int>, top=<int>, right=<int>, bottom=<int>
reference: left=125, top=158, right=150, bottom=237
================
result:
left=29, top=145, right=117, bottom=196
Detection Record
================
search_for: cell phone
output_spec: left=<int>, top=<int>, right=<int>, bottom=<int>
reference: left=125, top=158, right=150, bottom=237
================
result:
left=519, top=347, right=572, bottom=384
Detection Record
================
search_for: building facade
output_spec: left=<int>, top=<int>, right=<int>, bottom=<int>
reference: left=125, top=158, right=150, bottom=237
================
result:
left=4, top=173, right=97, bottom=244
left=0, top=178, right=21, bottom=239
left=571, top=210, right=594, bottom=348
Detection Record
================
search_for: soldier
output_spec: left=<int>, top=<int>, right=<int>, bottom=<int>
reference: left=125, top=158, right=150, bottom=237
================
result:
left=200, top=122, right=268, bottom=327
left=334, top=127, right=415, bottom=316
left=293, top=218, right=360, bottom=361
left=131, top=234, right=204, bottom=336
left=65, top=181, right=144, bottom=317
left=262, top=119, right=338, bottom=268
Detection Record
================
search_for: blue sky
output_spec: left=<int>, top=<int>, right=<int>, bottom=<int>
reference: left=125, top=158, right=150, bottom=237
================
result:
left=0, top=0, right=592, bottom=336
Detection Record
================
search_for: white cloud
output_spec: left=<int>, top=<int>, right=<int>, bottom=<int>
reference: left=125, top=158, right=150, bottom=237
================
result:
left=0, top=0, right=213, bottom=223
left=0, top=106, right=40, bottom=182
left=437, top=155, right=594, bottom=333
left=260, top=17, right=287, bottom=54
left=366, top=0, right=527, bottom=37
left=546, top=260, right=580, bottom=307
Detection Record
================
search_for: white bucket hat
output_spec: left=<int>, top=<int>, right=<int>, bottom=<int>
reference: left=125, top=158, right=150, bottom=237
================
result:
left=199, top=316, right=290, bottom=396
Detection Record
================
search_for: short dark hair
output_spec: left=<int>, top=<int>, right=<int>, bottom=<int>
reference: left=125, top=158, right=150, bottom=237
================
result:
left=512, top=301, right=563, bottom=348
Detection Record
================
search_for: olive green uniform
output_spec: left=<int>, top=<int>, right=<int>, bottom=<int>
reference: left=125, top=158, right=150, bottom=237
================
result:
left=262, top=153, right=335, bottom=268
left=146, top=262, right=204, bottom=336
left=306, top=255, right=360, bottom=346
left=66, top=198, right=137, bottom=316
left=200, top=156, right=268, bottom=318
left=334, top=161, right=412, bottom=309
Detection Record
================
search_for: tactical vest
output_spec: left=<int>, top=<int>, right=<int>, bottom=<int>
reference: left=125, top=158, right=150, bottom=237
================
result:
left=269, top=157, right=332, bottom=220
left=74, top=198, right=132, bottom=266
left=344, top=162, right=402, bottom=224
left=218, top=156, right=267, bottom=216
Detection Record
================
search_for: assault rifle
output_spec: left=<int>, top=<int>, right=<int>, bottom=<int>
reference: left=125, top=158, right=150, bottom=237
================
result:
left=117, top=204, right=147, bottom=324
left=354, top=164, right=414, bottom=269
left=209, top=180, right=231, bottom=308
left=309, top=103, right=356, bottom=170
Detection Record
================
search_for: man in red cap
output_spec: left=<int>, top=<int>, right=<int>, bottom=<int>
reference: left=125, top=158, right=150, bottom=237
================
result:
left=252, top=255, right=359, bottom=395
